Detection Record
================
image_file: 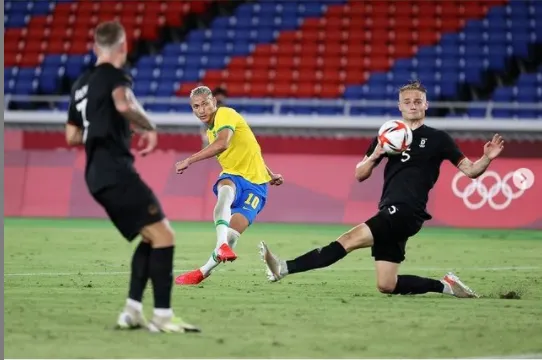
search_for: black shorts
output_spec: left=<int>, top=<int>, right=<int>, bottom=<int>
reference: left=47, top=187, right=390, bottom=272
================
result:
left=91, top=175, right=165, bottom=241
left=365, top=205, right=425, bottom=264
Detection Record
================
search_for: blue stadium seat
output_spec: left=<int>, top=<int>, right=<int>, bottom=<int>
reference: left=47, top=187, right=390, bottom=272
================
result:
left=5, top=14, right=28, bottom=27
left=315, top=105, right=343, bottom=115
left=280, top=105, right=312, bottom=115
left=29, top=0, right=53, bottom=15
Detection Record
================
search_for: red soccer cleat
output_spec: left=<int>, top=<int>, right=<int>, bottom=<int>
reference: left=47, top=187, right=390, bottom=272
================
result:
left=175, top=269, right=206, bottom=285
left=215, top=243, right=237, bottom=263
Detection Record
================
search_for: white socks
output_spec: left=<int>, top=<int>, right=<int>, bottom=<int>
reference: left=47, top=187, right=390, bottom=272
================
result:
left=126, top=298, right=142, bottom=312
left=199, top=185, right=240, bottom=277
left=200, top=228, right=241, bottom=277
left=214, top=185, right=235, bottom=246
left=227, top=228, right=240, bottom=249
left=441, top=280, right=454, bottom=295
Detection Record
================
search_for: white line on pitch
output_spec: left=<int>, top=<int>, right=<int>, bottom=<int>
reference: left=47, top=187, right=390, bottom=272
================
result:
left=3, top=266, right=540, bottom=277
left=470, top=353, right=542, bottom=359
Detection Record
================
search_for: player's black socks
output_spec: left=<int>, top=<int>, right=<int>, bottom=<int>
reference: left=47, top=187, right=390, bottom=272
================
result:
left=128, top=241, right=152, bottom=302
left=149, top=246, right=175, bottom=309
left=392, top=275, right=444, bottom=295
left=286, top=241, right=347, bottom=274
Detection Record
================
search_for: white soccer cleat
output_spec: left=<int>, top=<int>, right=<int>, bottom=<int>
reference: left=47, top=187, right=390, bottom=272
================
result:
left=441, top=272, right=480, bottom=298
left=147, top=314, right=201, bottom=333
left=259, top=241, right=287, bottom=282
left=116, top=307, right=147, bottom=330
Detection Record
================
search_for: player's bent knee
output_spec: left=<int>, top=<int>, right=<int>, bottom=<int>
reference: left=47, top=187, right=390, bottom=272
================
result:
left=375, top=260, right=399, bottom=294
left=229, top=213, right=249, bottom=234
left=140, top=219, right=175, bottom=248
left=337, top=223, right=374, bottom=252
left=214, top=185, right=236, bottom=218
left=377, top=280, right=397, bottom=294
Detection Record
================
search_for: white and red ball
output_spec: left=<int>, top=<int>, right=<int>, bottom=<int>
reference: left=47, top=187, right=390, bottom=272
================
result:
left=377, top=120, right=413, bottom=155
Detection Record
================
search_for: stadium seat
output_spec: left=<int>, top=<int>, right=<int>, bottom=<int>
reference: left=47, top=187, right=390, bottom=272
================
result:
left=4, top=0, right=542, bottom=119
left=4, top=0, right=214, bottom=100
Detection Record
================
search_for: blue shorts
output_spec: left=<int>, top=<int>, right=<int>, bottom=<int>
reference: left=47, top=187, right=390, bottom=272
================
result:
left=213, top=173, right=268, bottom=226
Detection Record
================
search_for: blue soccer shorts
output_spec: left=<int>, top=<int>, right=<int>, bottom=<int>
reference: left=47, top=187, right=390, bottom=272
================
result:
left=213, top=173, right=268, bottom=225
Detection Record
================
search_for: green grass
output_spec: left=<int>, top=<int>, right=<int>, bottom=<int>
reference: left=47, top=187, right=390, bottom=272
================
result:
left=4, top=218, right=542, bottom=359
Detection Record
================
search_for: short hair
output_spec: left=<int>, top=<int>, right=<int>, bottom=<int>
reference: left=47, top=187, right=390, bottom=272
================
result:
left=399, top=80, right=427, bottom=94
left=212, top=87, right=228, bottom=97
left=190, top=85, right=213, bottom=98
left=94, top=21, right=126, bottom=49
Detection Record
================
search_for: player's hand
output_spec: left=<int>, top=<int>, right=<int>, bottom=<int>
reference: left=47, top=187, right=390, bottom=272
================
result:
left=483, top=133, right=504, bottom=160
left=138, top=130, right=158, bottom=157
left=175, top=159, right=190, bottom=174
left=369, top=143, right=386, bottom=161
left=269, top=173, right=284, bottom=186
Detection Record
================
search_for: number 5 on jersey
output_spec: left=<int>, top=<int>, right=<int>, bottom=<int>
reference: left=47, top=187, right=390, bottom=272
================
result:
left=75, top=98, right=90, bottom=143
left=401, top=148, right=411, bottom=163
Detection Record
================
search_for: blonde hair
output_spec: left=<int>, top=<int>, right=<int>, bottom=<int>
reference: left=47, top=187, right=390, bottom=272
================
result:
left=94, top=21, right=126, bottom=49
left=399, top=80, right=427, bottom=94
left=190, top=86, right=213, bottom=98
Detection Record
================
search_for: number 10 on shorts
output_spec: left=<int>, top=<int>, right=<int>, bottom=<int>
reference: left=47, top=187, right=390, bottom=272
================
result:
left=244, top=193, right=260, bottom=209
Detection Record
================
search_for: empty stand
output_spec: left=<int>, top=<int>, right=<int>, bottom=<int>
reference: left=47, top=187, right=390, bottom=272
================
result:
left=4, top=0, right=212, bottom=99
left=4, top=0, right=542, bottom=118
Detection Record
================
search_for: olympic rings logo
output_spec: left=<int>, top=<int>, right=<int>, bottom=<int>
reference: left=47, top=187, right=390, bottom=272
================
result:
left=451, top=170, right=533, bottom=211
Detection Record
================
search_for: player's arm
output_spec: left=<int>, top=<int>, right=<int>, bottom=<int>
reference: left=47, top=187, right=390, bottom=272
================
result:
left=265, top=164, right=275, bottom=176
left=65, top=123, right=84, bottom=146
left=457, top=156, right=491, bottom=179
left=65, top=100, right=84, bottom=146
left=111, top=86, right=156, bottom=131
left=457, top=134, right=504, bottom=178
left=186, top=128, right=233, bottom=164
left=355, top=138, right=385, bottom=182
left=443, top=132, right=503, bottom=179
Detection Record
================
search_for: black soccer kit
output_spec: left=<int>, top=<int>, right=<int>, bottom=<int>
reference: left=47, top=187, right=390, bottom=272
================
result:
left=364, top=124, right=465, bottom=263
left=67, top=63, right=165, bottom=241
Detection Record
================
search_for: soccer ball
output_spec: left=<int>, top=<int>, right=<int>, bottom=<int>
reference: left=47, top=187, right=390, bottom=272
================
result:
left=377, top=120, right=413, bottom=155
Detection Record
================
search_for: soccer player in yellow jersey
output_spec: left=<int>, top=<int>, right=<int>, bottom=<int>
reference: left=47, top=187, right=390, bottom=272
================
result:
left=173, top=86, right=284, bottom=285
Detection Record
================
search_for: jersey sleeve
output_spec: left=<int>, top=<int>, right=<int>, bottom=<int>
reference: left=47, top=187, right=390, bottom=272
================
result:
left=108, top=66, right=133, bottom=91
left=66, top=100, right=82, bottom=127
left=441, top=131, right=466, bottom=166
left=365, top=137, right=379, bottom=156
left=66, top=81, right=83, bottom=127
left=214, top=108, right=240, bottom=134
left=364, top=136, right=385, bottom=165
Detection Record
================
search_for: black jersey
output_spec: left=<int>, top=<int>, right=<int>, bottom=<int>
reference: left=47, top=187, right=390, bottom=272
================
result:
left=365, top=124, right=465, bottom=219
left=67, top=63, right=136, bottom=194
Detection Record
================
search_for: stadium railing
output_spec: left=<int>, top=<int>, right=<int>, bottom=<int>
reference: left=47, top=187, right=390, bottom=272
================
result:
left=4, top=95, right=542, bottom=132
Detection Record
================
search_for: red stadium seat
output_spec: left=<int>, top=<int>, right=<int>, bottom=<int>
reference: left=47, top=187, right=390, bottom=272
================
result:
left=250, top=83, right=271, bottom=98
left=228, top=57, right=249, bottom=71
left=5, top=41, right=21, bottom=54
left=5, top=52, right=20, bottom=67
left=296, top=82, right=317, bottom=98
left=20, top=53, right=43, bottom=67
left=251, top=70, right=272, bottom=83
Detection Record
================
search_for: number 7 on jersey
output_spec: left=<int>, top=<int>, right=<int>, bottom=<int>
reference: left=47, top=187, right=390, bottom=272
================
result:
left=75, top=98, right=90, bottom=143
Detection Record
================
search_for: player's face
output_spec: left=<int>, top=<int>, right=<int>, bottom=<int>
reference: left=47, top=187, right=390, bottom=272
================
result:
left=398, top=90, right=428, bottom=122
left=190, top=95, right=217, bottom=124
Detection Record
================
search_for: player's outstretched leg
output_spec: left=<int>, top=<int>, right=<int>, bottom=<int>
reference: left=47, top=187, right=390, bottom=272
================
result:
left=116, top=238, right=152, bottom=330
left=140, top=220, right=201, bottom=332
left=176, top=227, right=241, bottom=285
left=375, top=261, right=479, bottom=298
left=175, top=181, right=239, bottom=285
left=259, top=224, right=373, bottom=282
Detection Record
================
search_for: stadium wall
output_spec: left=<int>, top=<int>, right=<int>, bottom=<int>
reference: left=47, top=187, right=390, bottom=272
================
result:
left=5, top=139, right=542, bottom=229
left=5, top=129, right=542, bottom=157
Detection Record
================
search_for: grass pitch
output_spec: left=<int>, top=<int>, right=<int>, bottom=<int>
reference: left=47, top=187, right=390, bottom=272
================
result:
left=4, top=218, right=542, bottom=358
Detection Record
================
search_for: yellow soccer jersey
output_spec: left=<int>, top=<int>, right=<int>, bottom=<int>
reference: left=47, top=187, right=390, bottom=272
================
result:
left=207, top=107, right=271, bottom=184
